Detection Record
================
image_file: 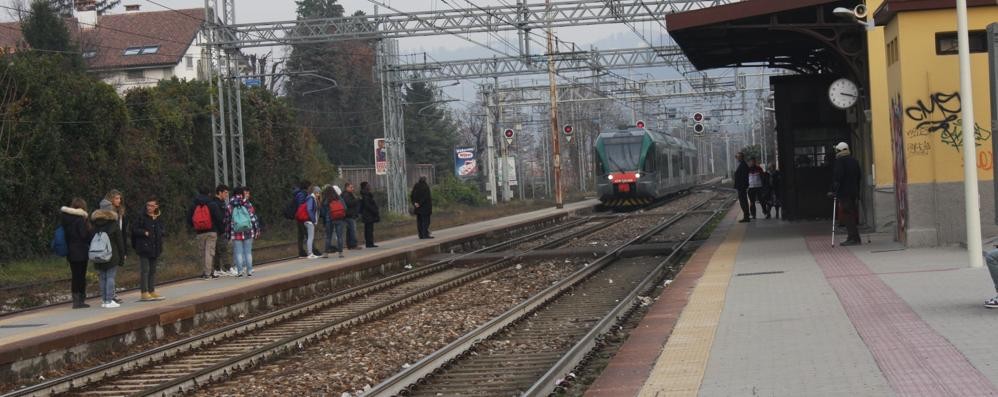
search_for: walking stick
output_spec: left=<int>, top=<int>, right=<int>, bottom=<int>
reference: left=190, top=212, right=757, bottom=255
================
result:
left=831, top=196, right=838, bottom=247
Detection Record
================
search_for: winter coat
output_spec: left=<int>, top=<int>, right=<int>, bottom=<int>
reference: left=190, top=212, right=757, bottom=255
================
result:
left=322, top=197, right=347, bottom=224
left=305, top=194, right=319, bottom=224
left=213, top=195, right=228, bottom=234
left=360, top=190, right=381, bottom=224
left=187, top=194, right=225, bottom=235
left=91, top=208, right=124, bottom=270
left=100, top=198, right=129, bottom=257
left=747, top=165, right=764, bottom=189
left=342, top=191, right=360, bottom=219
left=734, top=160, right=749, bottom=190
left=226, top=194, right=261, bottom=241
left=294, top=188, right=308, bottom=205
left=831, top=154, right=862, bottom=200
left=410, top=181, right=433, bottom=215
left=61, top=207, right=92, bottom=263
left=132, top=210, right=165, bottom=259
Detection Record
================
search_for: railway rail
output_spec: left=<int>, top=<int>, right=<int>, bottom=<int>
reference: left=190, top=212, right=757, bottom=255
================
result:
left=3, top=211, right=624, bottom=397
left=367, top=192, right=727, bottom=396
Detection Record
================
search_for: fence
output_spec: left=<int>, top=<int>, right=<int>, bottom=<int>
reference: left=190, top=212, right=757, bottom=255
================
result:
left=337, top=164, right=436, bottom=192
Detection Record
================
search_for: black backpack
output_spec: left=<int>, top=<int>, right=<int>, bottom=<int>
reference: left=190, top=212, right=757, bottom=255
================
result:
left=283, top=196, right=298, bottom=220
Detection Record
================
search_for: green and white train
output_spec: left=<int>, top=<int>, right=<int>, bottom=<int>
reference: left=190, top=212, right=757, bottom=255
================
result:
left=594, top=127, right=698, bottom=207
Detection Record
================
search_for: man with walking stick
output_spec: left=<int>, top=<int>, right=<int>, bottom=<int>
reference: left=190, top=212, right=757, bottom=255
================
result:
left=828, top=142, right=862, bottom=246
left=734, top=152, right=751, bottom=223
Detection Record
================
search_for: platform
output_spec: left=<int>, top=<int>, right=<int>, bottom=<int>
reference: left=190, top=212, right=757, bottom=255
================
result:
left=0, top=200, right=597, bottom=384
left=587, top=208, right=998, bottom=397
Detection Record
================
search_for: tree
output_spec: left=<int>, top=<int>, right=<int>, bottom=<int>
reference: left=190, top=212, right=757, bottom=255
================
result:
left=49, top=0, right=120, bottom=16
left=20, top=0, right=83, bottom=70
left=403, top=81, right=457, bottom=179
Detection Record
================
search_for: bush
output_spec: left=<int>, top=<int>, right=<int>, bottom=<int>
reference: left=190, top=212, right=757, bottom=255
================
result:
left=431, top=176, right=486, bottom=207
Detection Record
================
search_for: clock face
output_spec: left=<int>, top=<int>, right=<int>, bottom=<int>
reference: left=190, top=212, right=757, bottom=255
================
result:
left=828, top=78, right=859, bottom=109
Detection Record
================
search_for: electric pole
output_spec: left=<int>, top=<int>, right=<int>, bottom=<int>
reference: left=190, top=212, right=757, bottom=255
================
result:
left=546, top=0, right=563, bottom=208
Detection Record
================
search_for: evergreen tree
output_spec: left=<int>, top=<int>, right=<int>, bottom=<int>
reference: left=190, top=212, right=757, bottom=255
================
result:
left=21, top=0, right=82, bottom=69
left=403, top=81, right=457, bottom=179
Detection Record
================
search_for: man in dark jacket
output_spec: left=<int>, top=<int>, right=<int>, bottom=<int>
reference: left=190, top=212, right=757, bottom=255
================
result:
left=341, top=182, right=362, bottom=249
left=188, top=186, right=225, bottom=279
left=830, top=142, right=863, bottom=245
left=411, top=176, right=434, bottom=239
left=359, top=181, right=381, bottom=248
left=212, top=185, right=231, bottom=276
left=734, top=152, right=750, bottom=223
left=293, top=181, right=313, bottom=257
left=133, top=197, right=166, bottom=301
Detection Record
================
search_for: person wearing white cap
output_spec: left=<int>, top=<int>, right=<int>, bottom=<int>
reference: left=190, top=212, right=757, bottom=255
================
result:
left=828, top=142, right=862, bottom=245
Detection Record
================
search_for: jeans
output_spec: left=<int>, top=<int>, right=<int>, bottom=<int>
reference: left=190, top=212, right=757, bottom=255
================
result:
left=305, top=221, right=316, bottom=255
left=213, top=237, right=230, bottom=272
left=140, top=256, right=158, bottom=293
left=68, top=260, right=87, bottom=295
left=325, top=220, right=345, bottom=253
left=747, top=187, right=761, bottom=218
left=233, top=238, right=254, bottom=275
left=197, top=232, right=217, bottom=276
left=297, top=222, right=307, bottom=256
left=364, top=222, right=376, bottom=247
left=417, top=213, right=432, bottom=238
left=345, top=218, right=359, bottom=248
left=737, top=188, right=749, bottom=220
left=98, top=265, right=117, bottom=303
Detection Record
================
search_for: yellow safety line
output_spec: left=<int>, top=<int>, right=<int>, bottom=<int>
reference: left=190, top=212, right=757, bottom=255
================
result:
left=638, top=222, right=746, bottom=397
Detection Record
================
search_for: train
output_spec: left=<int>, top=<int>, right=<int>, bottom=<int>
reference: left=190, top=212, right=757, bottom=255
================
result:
left=594, top=127, right=699, bottom=207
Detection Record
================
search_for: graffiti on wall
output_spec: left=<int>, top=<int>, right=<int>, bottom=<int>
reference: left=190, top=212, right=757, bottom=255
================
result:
left=891, top=95, right=909, bottom=245
left=904, top=92, right=991, bottom=164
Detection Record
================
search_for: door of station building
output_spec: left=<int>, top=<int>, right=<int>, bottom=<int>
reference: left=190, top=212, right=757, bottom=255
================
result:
left=773, top=76, right=851, bottom=220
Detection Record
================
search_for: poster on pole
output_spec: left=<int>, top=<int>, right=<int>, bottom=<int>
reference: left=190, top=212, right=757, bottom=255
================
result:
left=374, top=138, right=387, bottom=175
left=500, top=156, right=518, bottom=186
left=454, top=147, right=478, bottom=178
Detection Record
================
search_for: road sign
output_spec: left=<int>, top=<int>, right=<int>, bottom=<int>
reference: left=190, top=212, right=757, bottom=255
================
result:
left=693, top=123, right=706, bottom=136
left=563, top=125, right=574, bottom=142
left=692, top=112, right=704, bottom=122
left=636, top=120, right=645, bottom=129
left=503, top=128, right=515, bottom=145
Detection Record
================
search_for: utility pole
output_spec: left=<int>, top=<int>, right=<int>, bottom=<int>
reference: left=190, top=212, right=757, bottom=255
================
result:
left=546, top=0, right=563, bottom=208
left=485, top=89, right=498, bottom=205
left=957, top=0, right=984, bottom=267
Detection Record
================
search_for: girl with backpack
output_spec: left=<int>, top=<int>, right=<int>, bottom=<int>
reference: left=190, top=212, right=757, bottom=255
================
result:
left=91, top=201, right=124, bottom=308
left=60, top=198, right=93, bottom=309
left=301, top=186, right=321, bottom=259
left=102, top=190, right=128, bottom=304
left=226, top=186, right=261, bottom=277
left=132, top=196, right=166, bottom=301
left=322, top=185, right=347, bottom=258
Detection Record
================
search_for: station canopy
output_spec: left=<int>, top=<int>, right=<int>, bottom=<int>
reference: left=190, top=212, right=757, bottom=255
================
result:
left=665, top=0, right=862, bottom=74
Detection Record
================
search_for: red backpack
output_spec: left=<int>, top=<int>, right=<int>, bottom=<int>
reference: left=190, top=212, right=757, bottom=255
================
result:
left=329, top=199, right=346, bottom=221
left=295, top=202, right=309, bottom=223
left=192, top=204, right=213, bottom=232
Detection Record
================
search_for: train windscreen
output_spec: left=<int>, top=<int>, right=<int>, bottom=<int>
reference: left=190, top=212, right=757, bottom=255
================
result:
left=602, top=136, right=643, bottom=172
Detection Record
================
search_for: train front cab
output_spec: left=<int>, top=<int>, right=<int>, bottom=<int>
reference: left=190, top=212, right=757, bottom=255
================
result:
left=596, top=130, right=697, bottom=207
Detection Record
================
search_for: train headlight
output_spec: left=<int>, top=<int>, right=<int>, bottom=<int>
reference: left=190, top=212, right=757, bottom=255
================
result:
left=607, top=174, right=614, bottom=180
left=634, top=173, right=641, bottom=179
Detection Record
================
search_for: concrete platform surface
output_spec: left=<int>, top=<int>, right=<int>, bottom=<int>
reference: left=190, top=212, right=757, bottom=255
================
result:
left=587, top=209, right=998, bottom=397
left=0, top=200, right=597, bottom=372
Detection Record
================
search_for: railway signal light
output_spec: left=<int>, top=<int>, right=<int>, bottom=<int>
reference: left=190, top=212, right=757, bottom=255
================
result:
left=563, top=125, right=574, bottom=142
left=693, top=123, right=706, bottom=136
left=503, top=128, right=514, bottom=145
left=692, top=112, right=704, bottom=123
left=636, top=120, right=645, bottom=129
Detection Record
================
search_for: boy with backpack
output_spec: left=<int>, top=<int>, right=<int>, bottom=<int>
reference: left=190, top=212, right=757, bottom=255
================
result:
left=91, top=200, right=124, bottom=308
left=322, top=185, right=347, bottom=258
left=188, top=186, right=225, bottom=280
left=227, top=186, right=261, bottom=277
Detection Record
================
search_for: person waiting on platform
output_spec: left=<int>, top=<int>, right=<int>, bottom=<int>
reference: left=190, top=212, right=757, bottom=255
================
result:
left=360, top=181, right=381, bottom=248
left=60, top=198, right=92, bottom=309
left=746, top=157, right=764, bottom=220
left=734, top=152, right=750, bottom=223
left=133, top=196, right=166, bottom=301
left=767, top=163, right=783, bottom=219
left=828, top=142, right=862, bottom=246
left=91, top=200, right=124, bottom=308
left=411, top=176, right=434, bottom=239
left=227, top=186, right=261, bottom=276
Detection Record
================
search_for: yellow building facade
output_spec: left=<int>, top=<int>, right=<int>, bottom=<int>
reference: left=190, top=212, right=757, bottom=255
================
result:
left=873, top=1, right=998, bottom=246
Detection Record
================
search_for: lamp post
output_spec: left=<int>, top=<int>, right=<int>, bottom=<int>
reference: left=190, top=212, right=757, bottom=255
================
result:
left=957, top=0, right=984, bottom=268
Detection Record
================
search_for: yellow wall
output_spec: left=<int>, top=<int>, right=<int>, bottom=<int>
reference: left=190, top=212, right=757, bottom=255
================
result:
left=885, top=7, right=998, bottom=184
left=867, top=0, right=894, bottom=187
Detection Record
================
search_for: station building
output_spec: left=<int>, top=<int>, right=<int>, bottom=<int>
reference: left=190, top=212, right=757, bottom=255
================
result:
left=668, top=0, right=998, bottom=248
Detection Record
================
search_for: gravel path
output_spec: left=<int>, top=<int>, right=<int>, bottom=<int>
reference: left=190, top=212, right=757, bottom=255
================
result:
left=200, top=259, right=586, bottom=397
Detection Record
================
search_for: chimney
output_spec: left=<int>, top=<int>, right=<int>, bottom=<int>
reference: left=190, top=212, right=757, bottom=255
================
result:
left=125, top=4, right=141, bottom=12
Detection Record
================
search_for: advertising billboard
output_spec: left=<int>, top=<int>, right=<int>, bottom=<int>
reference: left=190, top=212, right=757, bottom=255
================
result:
left=374, top=138, right=387, bottom=175
left=454, top=147, right=477, bottom=178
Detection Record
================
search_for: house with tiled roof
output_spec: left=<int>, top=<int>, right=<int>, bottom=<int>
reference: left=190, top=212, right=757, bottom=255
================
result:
left=0, top=3, right=242, bottom=94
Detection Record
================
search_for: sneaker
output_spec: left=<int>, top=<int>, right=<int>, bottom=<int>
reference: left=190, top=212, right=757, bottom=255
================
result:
left=200, top=274, right=211, bottom=280
left=338, top=252, right=344, bottom=258
left=840, top=240, right=861, bottom=246
left=112, top=296, right=122, bottom=304
left=237, top=273, right=244, bottom=278
left=986, top=296, right=998, bottom=309
left=229, top=268, right=239, bottom=277
left=149, top=292, right=165, bottom=301
left=307, top=254, right=321, bottom=259
left=247, top=272, right=253, bottom=277
left=140, top=292, right=154, bottom=301
left=366, top=244, right=379, bottom=248
left=211, top=272, right=220, bottom=279
left=322, top=252, right=329, bottom=258
left=103, top=301, right=120, bottom=308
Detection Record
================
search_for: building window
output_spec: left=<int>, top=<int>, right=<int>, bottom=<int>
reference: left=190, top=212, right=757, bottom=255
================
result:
left=82, top=50, right=97, bottom=59
left=936, top=31, right=987, bottom=55
left=794, top=145, right=831, bottom=168
left=127, top=69, right=144, bottom=80
left=886, top=38, right=900, bottom=66
left=123, top=46, right=161, bottom=56
left=185, top=55, right=193, bottom=69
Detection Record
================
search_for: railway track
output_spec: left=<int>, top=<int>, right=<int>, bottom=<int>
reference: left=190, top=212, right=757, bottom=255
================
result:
left=3, top=212, right=626, bottom=397
left=367, top=193, right=726, bottom=396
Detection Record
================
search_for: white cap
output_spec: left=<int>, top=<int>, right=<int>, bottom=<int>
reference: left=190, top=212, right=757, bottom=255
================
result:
left=835, top=142, right=849, bottom=151
left=333, top=185, right=342, bottom=195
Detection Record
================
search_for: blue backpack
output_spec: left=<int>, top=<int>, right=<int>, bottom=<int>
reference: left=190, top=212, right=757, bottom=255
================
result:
left=232, top=205, right=253, bottom=232
left=51, top=225, right=68, bottom=257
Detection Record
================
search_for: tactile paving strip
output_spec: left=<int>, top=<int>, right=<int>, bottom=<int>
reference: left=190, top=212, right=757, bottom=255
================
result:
left=637, top=222, right=746, bottom=397
left=806, top=236, right=998, bottom=397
